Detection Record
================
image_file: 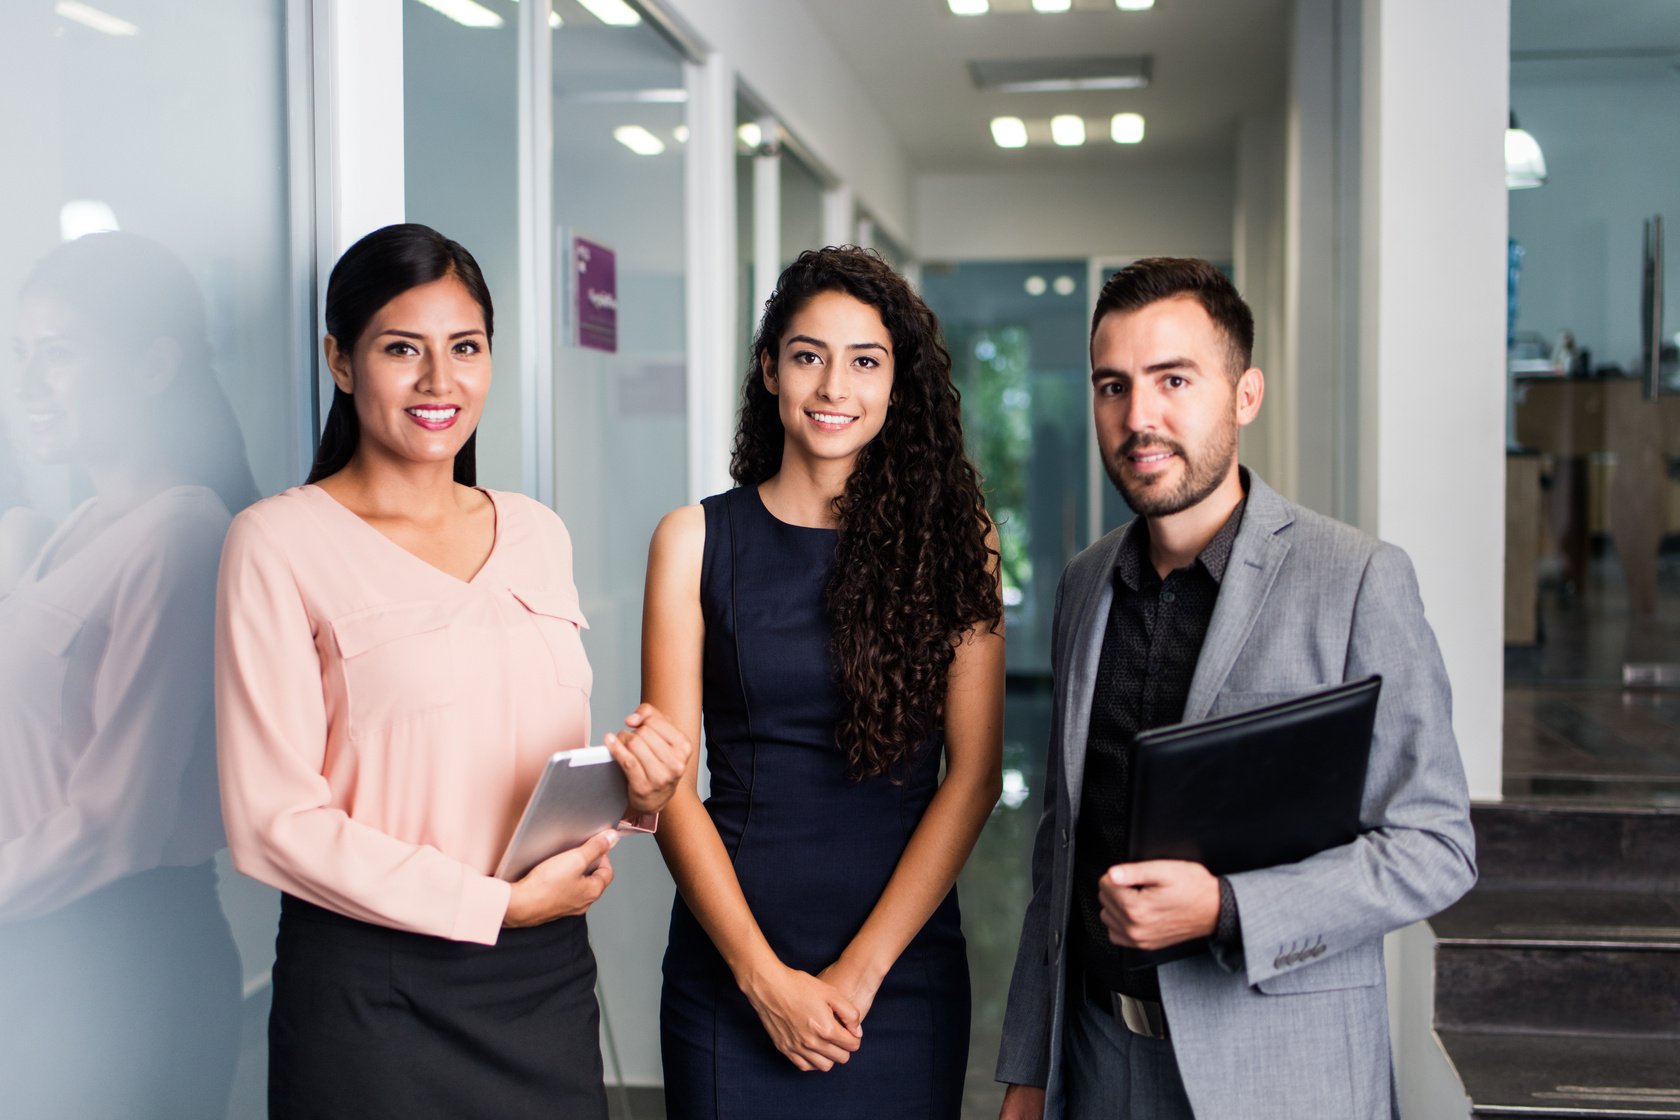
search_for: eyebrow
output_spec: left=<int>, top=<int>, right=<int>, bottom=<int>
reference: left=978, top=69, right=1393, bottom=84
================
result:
left=784, top=334, right=889, bottom=354
left=1091, top=356, right=1197, bottom=382
left=378, top=328, right=486, bottom=341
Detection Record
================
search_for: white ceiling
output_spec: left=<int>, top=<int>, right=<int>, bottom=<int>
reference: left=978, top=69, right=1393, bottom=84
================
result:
left=802, top=0, right=1289, bottom=173
left=1512, top=0, right=1680, bottom=83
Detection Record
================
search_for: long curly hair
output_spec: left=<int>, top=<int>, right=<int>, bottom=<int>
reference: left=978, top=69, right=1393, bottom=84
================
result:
left=733, top=247, right=1001, bottom=780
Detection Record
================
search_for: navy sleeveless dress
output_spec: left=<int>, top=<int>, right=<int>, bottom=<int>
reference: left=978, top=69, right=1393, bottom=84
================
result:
left=660, top=487, right=970, bottom=1120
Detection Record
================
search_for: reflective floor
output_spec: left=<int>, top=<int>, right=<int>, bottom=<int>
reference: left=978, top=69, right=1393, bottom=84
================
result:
left=1504, top=547, right=1680, bottom=807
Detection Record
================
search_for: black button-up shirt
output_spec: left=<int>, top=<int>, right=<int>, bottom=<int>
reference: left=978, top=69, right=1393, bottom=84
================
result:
left=1071, top=496, right=1246, bottom=999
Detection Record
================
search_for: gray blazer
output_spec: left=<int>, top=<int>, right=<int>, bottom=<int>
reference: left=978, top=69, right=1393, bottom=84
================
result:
left=996, top=471, right=1476, bottom=1119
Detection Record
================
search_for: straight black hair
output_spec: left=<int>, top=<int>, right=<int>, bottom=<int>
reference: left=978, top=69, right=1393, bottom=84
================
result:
left=307, top=223, right=494, bottom=485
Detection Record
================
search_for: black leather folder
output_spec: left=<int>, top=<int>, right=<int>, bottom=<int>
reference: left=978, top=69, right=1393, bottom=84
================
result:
left=1121, top=675, right=1382, bottom=969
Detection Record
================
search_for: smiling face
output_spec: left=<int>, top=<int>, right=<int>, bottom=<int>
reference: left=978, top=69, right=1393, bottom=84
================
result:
left=762, top=289, right=895, bottom=473
left=325, top=274, right=490, bottom=477
left=1091, top=295, right=1262, bottom=519
left=13, top=293, right=158, bottom=468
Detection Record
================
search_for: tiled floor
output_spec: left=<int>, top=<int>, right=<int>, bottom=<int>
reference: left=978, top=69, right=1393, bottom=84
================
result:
left=1504, top=548, right=1680, bottom=807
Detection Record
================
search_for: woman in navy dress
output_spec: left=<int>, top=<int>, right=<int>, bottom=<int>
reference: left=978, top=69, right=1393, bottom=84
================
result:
left=645, top=247, right=1004, bottom=1119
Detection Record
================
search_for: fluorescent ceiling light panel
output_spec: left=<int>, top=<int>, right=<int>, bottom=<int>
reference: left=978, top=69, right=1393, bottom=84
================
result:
left=990, top=116, right=1029, bottom=149
left=613, top=125, right=665, bottom=155
left=1111, top=112, right=1145, bottom=143
left=577, top=0, right=642, bottom=25
left=968, top=55, right=1151, bottom=93
left=413, top=0, right=503, bottom=27
left=948, top=0, right=989, bottom=12
left=54, top=1, right=139, bottom=35
left=1032, top=0, right=1073, bottom=11
left=1051, top=114, right=1086, bottom=146
left=1116, top=0, right=1155, bottom=9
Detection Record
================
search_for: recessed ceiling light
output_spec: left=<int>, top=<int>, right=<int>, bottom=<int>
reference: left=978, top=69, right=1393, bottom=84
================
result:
left=549, top=10, right=563, bottom=28
left=1117, top=0, right=1155, bottom=9
left=948, top=0, right=989, bottom=13
left=55, top=1, right=139, bottom=35
left=672, top=124, right=690, bottom=144
left=1053, top=275, right=1076, bottom=296
left=736, top=122, right=763, bottom=149
left=614, top=125, right=665, bottom=155
left=1051, top=114, right=1086, bottom=147
left=577, top=0, right=642, bottom=26
left=991, top=116, right=1029, bottom=149
left=1032, top=0, right=1072, bottom=10
left=1025, top=276, right=1048, bottom=296
left=412, top=0, right=503, bottom=28
left=1111, top=112, right=1145, bottom=143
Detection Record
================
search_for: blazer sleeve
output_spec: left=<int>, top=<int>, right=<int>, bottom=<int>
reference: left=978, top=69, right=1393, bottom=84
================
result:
left=1223, top=542, right=1477, bottom=986
left=214, top=509, right=511, bottom=945
left=995, top=568, right=1070, bottom=1088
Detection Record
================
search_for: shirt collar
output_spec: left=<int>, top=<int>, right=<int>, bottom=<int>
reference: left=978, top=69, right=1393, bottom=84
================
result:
left=1115, top=490, right=1248, bottom=591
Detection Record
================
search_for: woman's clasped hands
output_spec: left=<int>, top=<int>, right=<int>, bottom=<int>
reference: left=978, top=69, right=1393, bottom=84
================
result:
left=741, top=960, right=866, bottom=1073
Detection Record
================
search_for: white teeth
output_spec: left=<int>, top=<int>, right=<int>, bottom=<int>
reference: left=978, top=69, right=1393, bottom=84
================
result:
left=408, top=407, right=457, bottom=422
left=809, top=412, right=856, bottom=425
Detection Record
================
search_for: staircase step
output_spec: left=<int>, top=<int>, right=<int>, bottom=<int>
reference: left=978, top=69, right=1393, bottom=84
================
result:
left=1472, top=803, right=1680, bottom=892
left=1435, top=941, right=1680, bottom=1036
left=1439, top=1030, right=1680, bottom=1118
left=1434, top=888, right=1680, bottom=949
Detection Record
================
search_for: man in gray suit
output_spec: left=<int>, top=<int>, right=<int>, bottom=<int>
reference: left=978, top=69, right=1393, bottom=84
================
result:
left=996, top=258, right=1475, bottom=1119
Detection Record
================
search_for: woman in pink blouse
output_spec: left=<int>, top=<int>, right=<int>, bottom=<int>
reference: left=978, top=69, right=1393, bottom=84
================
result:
left=215, top=224, right=691, bottom=1118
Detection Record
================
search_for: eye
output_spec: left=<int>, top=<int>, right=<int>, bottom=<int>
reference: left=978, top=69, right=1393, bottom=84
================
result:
left=1165, top=375, right=1189, bottom=389
left=1097, top=380, right=1126, bottom=397
left=855, top=355, right=879, bottom=370
left=452, top=339, right=483, bottom=355
left=384, top=341, right=419, bottom=357
left=792, top=349, right=822, bottom=366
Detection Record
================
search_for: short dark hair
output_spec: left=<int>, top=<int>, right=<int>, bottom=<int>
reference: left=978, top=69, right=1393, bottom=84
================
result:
left=307, top=223, right=493, bottom=486
left=1090, top=257, right=1254, bottom=377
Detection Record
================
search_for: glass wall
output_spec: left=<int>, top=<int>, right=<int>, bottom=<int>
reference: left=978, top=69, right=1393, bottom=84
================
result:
left=404, top=0, right=524, bottom=491
left=920, top=258, right=1091, bottom=1116
left=1, top=2, right=301, bottom=1115
left=1504, top=2, right=1680, bottom=805
left=550, top=3, right=691, bottom=1089
left=779, top=148, right=825, bottom=265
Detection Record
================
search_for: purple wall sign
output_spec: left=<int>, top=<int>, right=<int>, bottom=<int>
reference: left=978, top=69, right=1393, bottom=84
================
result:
left=574, top=236, right=617, bottom=353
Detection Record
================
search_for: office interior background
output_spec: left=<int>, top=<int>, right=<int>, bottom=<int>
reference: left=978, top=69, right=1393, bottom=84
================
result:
left=2, top=0, right=1675, bottom=1115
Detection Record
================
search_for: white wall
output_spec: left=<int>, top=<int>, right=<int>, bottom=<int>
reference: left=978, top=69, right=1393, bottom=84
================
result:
left=1234, top=102, right=1292, bottom=499
left=1508, top=74, right=1680, bottom=373
left=657, top=0, right=913, bottom=245
left=1359, top=0, right=1507, bottom=806
left=912, top=162, right=1236, bottom=263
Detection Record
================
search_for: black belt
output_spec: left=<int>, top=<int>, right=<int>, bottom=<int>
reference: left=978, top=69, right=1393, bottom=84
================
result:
left=1082, top=971, right=1170, bottom=1041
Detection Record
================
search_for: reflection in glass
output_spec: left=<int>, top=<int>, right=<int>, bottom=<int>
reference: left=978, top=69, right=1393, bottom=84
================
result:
left=2, top=233, right=256, bottom=1114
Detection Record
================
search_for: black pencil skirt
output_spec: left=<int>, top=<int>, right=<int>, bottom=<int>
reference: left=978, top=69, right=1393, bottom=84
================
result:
left=269, top=894, right=608, bottom=1120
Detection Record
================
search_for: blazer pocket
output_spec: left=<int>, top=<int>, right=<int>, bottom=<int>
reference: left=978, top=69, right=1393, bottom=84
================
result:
left=1256, top=943, right=1382, bottom=994
left=329, top=602, right=455, bottom=738
left=510, top=587, right=593, bottom=696
left=1208, top=685, right=1333, bottom=719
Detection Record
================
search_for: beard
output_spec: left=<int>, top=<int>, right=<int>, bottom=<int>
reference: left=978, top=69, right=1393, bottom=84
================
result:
left=1103, top=415, right=1238, bottom=518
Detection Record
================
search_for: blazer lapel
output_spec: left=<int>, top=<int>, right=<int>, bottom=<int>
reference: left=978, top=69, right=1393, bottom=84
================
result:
left=1060, top=523, right=1131, bottom=815
left=1182, top=476, right=1295, bottom=722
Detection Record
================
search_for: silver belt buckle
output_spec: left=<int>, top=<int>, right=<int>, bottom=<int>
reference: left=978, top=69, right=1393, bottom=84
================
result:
left=1115, top=992, right=1169, bottom=1040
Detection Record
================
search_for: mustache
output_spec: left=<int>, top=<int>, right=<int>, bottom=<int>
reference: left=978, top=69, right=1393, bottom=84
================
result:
left=1117, top=434, right=1185, bottom=458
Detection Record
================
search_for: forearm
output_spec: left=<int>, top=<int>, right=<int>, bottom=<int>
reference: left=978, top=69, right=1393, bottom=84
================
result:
left=836, top=754, right=1001, bottom=986
left=655, top=784, right=782, bottom=986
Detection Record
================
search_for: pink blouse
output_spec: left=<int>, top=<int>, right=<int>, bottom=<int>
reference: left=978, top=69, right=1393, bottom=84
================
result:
left=215, top=485, right=593, bottom=945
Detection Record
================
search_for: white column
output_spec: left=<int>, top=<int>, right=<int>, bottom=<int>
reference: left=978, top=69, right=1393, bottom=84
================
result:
left=752, top=117, right=782, bottom=316
left=685, top=53, right=740, bottom=504
left=822, top=183, right=855, bottom=249
left=518, top=0, right=555, bottom=506
left=313, top=0, right=405, bottom=423
left=1359, top=0, right=1507, bottom=803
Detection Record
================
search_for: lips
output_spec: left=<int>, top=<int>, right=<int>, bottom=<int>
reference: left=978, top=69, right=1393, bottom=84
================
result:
left=806, top=410, right=859, bottom=431
left=405, top=405, right=460, bottom=431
